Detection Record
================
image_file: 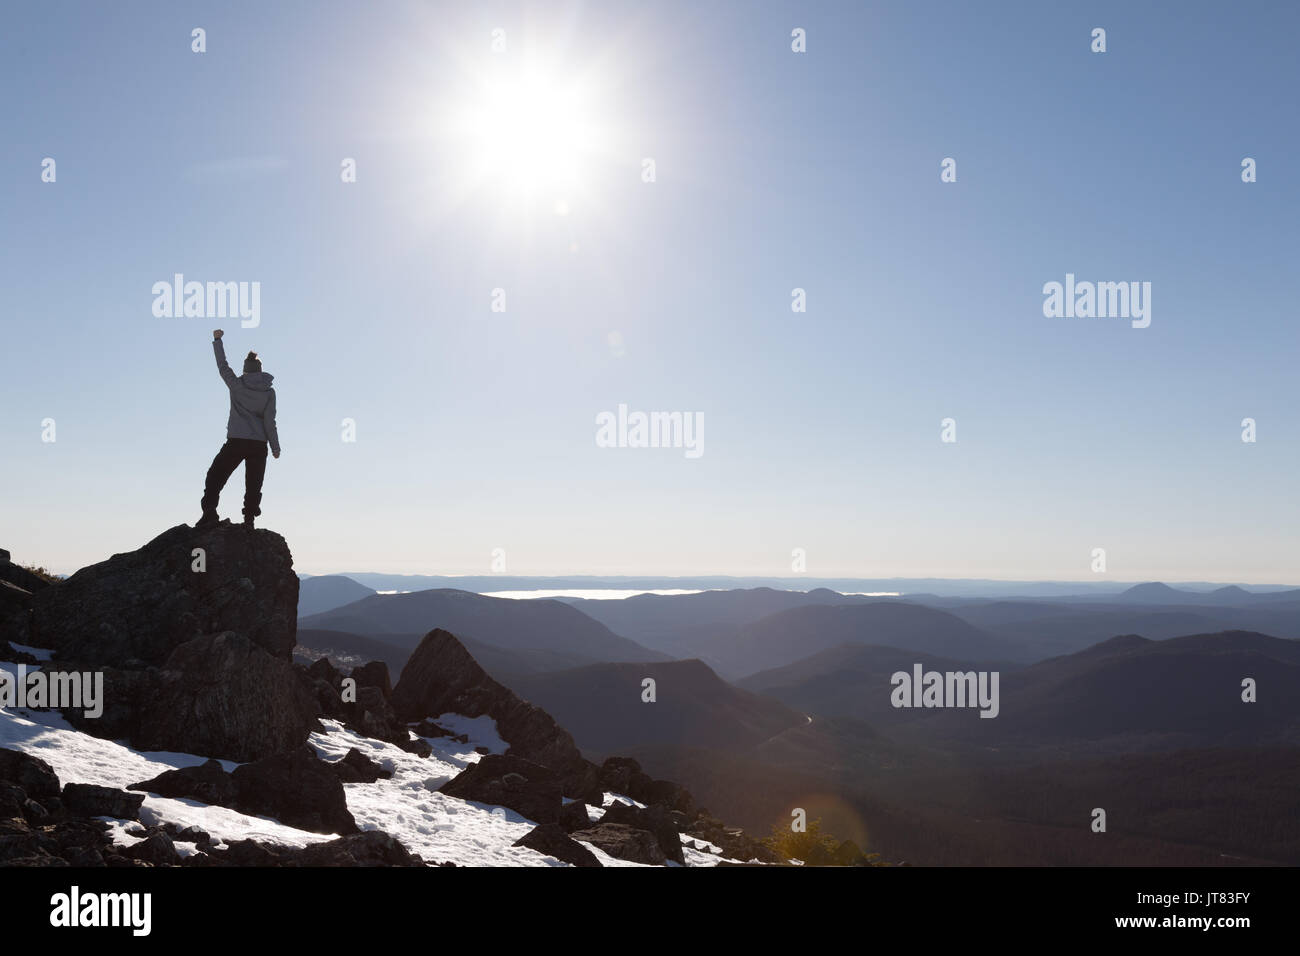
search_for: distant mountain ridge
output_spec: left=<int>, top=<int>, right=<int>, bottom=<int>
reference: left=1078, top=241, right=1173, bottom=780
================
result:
left=297, top=575, right=376, bottom=618
left=299, top=588, right=667, bottom=670
left=711, top=601, right=1027, bottom=678
left=507, top=659, right=807, bottom=757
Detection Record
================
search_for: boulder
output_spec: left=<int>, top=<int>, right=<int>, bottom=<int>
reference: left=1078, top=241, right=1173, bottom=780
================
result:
left=598, top=756, right=642, bottom=794
left=29, top=522, right=297, bottom=666
left=129, top=759, right=237, bottom=806
left=635, top=779, right=697, bottom=817
left=0, top=748, right=61, bottom=800
left=307, top=656, right=343, bottom=687
left=559, top=798, right=592, bottom=833
left=133, top=747, right=358, bottom=836
left=125, top=831, right=181, bottom=866
left=0, top=580, right=34, bottom=647
left=392, top=629, right=587, bottom=784
left=349, top=661, right=392, bottom=698
left=61, top=784, right=145, bottom=820
left=230, top=746, right=358, bottom=835
left=291, top=831, right=422, bottom=866
left=0, top=560, right=52, bottom=593
left=204, top=831, right=423, bottom=867
left=514, top=823, right=601, bottom=867
left=63, top=631, right=320, bottom=763
left=438, top=754, right=562, bottom=824
left=570, top=823, right=667, bottom=866
left=345, top=685, right=408, bottom=744
left=328, top=748, right=391, bottom=784
left=600, top=802, right=684, bottom=864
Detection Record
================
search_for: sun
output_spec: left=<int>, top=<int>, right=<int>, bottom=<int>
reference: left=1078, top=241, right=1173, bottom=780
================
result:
left=448, top=59, right=607, bottom=208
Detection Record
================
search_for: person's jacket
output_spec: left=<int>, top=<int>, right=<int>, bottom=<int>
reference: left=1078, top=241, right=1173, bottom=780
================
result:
left=213, top=338, right=280, bottom=456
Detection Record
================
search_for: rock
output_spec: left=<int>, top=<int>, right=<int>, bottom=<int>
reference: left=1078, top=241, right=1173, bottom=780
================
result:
left=598, top=756, right=642, bottom=794
left=307, top=656, right=343, bottom=688
left=129, top=759, right=237, bottom=806
left=125, top=831, right=181, bottom=866
left=346, top=685, right=408, bottom=744
left=29, top=522, right=298, bottom=666
left=231, top=746, right=358, bottom=835
left=600, top=802, right=684, bottom=865
left=0, top=561, right=52, bottom=593
left=413, top=718, right=453, bottom=738
left=559, top=799, right=592, bottom=833
left=514, top=823, right=602, bottom=867
left=292, top=831, right=423, bottom=867
left=560, top=759, right=606, bottom=807
left=635, top=779, right=697, bottom=817
left=684, top=818, right=781, bottom=865
left=22, top=798, right=52, bottom=824
left=349, top=661, right=392, bottom=698
left=61, top=784, right=145, bottom=820
left=569, top=823, right=667, bottom=866
left=392, top=629, right=588, bottom=787
left=395, top=735, right=432, bottom=758
left=305, top=675, right=345, bottom=718
left=64, top=632, right=320, bottom=763
left=168, top=824, right=212, bottom=846
left=0, top=748, right=61, bottom=800
left=438, top=754, right=562, bottom=824
left=596, top=758, right=676, bottom=809
left=0, top=580, right=34, bottom=647
left=133, top=749, right=358, bottom=836
left=201, top=831, right=423, bottom=867
left=328, top=748, right=391, bottom=784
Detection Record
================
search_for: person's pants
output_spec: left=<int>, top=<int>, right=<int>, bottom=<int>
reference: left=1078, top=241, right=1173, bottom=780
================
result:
left=201, top=438, right=269, bottom=519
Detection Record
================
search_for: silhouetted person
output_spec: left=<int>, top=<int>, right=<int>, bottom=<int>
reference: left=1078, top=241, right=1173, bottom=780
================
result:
left=197, top=329, right=280, bottom=529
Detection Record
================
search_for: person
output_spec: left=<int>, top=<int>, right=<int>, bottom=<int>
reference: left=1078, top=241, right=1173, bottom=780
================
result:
left=197, top=329, right=280, bottom=529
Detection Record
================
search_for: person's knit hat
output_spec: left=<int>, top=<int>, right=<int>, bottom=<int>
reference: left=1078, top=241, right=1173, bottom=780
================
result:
left=243, top=351, right=262, bottom=373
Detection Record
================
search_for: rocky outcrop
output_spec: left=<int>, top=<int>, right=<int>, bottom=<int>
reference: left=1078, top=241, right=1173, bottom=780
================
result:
left=514, top=823, right=602, bottom=867
left=129, top=759, right=236, bottom=805
left=596, top=757, right=695, bottom=816
left=29, top=522, right=297, bottom=666
left=1, top=747, right=423, bottom=867
left=230, top=746, right=358, bottom=835
left=570, top=823, right=667, bottom=866
left=438, top=754, right=562, bottom=824
left=62, top=631, right=320, bottom=763
left=1, top=579, right=35, bottom=647
left=0, top=748, right=146, bottom=866
left=0, top=552, right=53, bottom=594
left=131, top=746, right=358, bottom=835
left=685, top=813, right=782, bottom=864
left=299, top=655, right=413, bottom=747
left=197, top=831, right=425, bottom=867
left=392, top=629, right=601, bottom=798
left=61, top=784, right=145, bottom=820
left=559, top=798, right=592, bottom=833
left=328, top=748, right=392, bottom=784
left=600, top=802, right=684, bottom=865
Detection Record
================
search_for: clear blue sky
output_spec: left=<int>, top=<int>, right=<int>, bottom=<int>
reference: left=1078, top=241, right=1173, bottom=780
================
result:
left=2, top=0, right=1297, bottom=582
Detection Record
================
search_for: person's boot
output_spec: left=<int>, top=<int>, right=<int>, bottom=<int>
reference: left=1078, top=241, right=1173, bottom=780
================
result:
left=242, top=512, right=255, bottom=530
left=196, top=510, right=219, bottom=529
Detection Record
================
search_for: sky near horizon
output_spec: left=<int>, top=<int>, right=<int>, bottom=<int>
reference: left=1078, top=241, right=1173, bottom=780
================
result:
left=2, top=1, right=1297, bottom=581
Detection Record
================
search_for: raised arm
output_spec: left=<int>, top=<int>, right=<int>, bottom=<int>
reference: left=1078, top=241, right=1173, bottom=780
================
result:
left=212, top=330, right=237, bottom=388
left=264, top=389, right=281, bottom=458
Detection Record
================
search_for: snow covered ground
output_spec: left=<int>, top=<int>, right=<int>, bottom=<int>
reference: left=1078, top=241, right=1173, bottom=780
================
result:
left=0, top=654, right=733, bottom=867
